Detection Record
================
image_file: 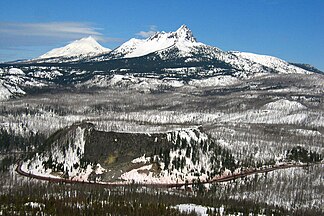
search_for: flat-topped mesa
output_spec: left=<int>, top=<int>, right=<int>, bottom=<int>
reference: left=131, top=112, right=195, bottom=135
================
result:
left=21, top=123, right=236, bottom=184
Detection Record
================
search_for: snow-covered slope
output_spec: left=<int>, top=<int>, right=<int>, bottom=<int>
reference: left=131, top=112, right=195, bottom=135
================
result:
left=0, top=69, right=26, bottom=101
left=112, top=25, right=204, bottom=59
left=88, top=25, right=268, bottom=76
left=21, top=124, right=98, bottom=181
left=262, top=99, right=307, bottom=111
left=231, top=51, right=311, bottom=74
left=80, top=74, right=185, bottom=91
left=91, top=25, right=210, bottom=61
left=0, top=80, right=24, bottom=101
left=36, top=36, right=111, bottom=60
left=0, top=67, right=51, bottom=101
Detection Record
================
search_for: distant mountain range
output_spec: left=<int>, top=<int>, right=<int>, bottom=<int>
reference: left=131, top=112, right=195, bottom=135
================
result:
left=0, top=25, right=322, bottom=101
left=5, top=25, right=320, bottom=75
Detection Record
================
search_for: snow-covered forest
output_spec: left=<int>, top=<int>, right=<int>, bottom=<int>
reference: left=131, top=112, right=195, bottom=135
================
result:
left=0, top=70, right=323, bottom=215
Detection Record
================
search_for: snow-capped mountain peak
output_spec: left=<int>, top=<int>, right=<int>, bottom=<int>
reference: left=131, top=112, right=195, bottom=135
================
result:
left=106, top=25, right=201, bottom=59
left=38, top=36, right=111, bottom=59
left=174, top=24, right=197, bottom=42
left=16, top=25, right=315, bottom=76
left=146, top=25, right=196, bottom=44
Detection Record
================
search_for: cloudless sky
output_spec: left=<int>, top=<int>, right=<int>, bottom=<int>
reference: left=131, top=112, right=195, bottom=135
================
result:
left=0, top=0, right=323, bottom=70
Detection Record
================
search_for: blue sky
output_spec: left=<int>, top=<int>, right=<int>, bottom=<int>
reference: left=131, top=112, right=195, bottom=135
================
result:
left=0, top=0, right=323, bottom=70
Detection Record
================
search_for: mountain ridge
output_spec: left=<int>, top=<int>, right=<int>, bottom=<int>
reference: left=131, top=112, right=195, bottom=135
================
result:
left=0, top=24, right=322, bottom=97
left=91, top=24, right=204, bottom=61
left=4, top=25, right=319, bottom=76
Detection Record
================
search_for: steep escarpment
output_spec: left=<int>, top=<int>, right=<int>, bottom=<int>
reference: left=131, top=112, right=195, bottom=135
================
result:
left=84, top=128, right=171, bottom=165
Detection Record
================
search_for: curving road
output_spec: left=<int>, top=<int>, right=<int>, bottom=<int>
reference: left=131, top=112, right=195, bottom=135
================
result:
left=16, top=162, right=319, bottom=188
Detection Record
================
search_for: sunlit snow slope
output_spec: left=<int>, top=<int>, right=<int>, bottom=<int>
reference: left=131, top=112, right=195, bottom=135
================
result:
left=231, top=51, right=311, bottom=74
left=110, top=25, right=204, bottom=59
left=38, top=36, right=111, bottom=59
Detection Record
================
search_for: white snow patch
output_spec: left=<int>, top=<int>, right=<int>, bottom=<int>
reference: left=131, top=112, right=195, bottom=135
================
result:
left=174, top=204, right=210, bottom=216
left=94, top=163, right=106, bottom=175
left=0, top=82, right=14, bottom=101
left=28, top=70, right=63, bottom=79
left=131, top=155, right=151, bottom=164
left=289, top=129, right=321, bottom=136
left=24, top=202, right=45, bottom=209
left=8, top=68, right=25, bottom=75
left=82, top=74, right=184, bottom=90
left=189, top=75, right=238, bottom=87
left=262, top=99, right=306, bottom=111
